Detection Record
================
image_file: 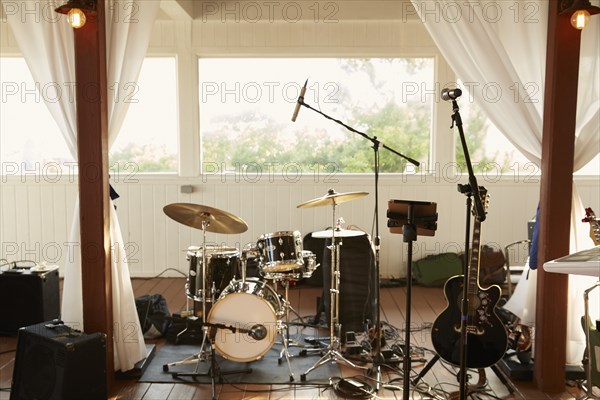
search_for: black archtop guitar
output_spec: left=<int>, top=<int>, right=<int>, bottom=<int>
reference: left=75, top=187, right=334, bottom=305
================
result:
left=431, top=193, right=508, bottom=368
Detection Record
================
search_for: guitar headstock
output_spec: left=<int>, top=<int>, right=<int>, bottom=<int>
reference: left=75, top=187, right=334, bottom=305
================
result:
left=471, top=187, right=489, bottom=218
left=582, top=207, right=597, bottom=223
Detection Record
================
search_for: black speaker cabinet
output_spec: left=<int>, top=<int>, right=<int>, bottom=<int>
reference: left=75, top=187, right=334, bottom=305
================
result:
left=0, top=269, right=60, bottom=334
left=10, top=322, right=107, bottom=400
left=322, top=234, right=377, bottom=336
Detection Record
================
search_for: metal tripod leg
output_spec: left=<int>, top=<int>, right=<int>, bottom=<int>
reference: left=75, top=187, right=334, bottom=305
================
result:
left=301, top=348, right=368, bottom=381
left=301, top=209, right=369, bottom=381
left=489, top=364, right=525, bottom=399
left=277, top=279, right=321, bottom=363
left=163, top=326, right=210, bottom=371
left=412, top=353, right=440, bottom=385
left=277, top=320, right=296, bottom=382
left=170, top=327, right=253, bottom=400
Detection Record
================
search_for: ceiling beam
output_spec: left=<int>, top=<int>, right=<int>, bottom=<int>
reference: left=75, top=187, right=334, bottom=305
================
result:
left=160, top=0, right=194, bottom=20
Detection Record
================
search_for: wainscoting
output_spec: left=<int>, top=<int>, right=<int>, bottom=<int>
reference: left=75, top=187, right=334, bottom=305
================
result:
left=1, top=174, right=598, bottom=278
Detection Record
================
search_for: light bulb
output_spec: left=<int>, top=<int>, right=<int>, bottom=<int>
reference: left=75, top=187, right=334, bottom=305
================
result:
left=571, top=9, right=591, bottom=30
left=67, top=8, right=86, bottom=29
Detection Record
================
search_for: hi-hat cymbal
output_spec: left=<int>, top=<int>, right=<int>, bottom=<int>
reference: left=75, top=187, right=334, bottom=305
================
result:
left=297, top=189, right=369, bottom=209
left=311, top=229, right=366, bottom=239
left=163, top=203, right=248, bottom=234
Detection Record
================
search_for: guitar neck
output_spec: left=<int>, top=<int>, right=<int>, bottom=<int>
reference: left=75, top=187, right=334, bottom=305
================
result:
left=467, top=218, right=483, bottom=290
left=590, top=220, right=600, bottom=246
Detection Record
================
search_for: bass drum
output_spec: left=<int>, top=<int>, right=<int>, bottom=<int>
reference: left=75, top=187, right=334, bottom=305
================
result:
left=207, top=278, right=281, bottom=362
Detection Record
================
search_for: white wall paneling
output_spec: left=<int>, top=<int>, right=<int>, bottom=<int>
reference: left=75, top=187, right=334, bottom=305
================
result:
left=3, top=175, right=597, bottom=278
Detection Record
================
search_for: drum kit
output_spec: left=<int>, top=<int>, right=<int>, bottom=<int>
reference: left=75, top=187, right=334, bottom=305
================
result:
left=161, top=189, right=369, bottom=398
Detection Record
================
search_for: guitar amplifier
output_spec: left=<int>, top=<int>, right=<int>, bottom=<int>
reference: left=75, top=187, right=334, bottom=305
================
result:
left=0, top=268, right=60, bottom=335
left=10, top=321, right=107, bottom=400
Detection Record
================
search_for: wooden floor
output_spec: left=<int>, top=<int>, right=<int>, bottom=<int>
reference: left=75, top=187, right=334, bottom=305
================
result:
left=0, top=278, right=591, bottom=399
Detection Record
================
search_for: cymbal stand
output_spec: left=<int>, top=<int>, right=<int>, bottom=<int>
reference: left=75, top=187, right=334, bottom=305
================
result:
left=300, top=200, right=369, bottom=381
left=164, top=218, right=250, bottom=398
left=164, top=218, right=212, bottom=369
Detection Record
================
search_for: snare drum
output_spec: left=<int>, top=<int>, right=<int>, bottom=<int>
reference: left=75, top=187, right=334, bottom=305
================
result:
left=260, top=250, right=319, bottom=281
left=257, top=231, right=303, bottom=273
left=186, top=247, right=239, bottom=302
left=207, top=278, right=281, bottom=362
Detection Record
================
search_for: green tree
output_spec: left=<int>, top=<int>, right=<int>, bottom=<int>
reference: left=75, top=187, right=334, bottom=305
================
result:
left=110, top=142, right=176, bottom=172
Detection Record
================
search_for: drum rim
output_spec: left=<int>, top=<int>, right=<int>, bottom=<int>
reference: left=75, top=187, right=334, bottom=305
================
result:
left=261, top=259, right=304, bottom=272
left=260, top=230, right=302, bottom=239
left=187, top=248, right=239, bottom=256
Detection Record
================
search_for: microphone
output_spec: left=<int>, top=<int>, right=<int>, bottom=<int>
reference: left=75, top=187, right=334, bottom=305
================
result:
left=248, top=324, right=267, bottom=341
left=291, top=79, right=308, bottom=122
left=441, top=88, right=462, bottom=101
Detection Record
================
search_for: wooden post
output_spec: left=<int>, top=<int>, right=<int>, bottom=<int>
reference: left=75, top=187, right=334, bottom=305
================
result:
left=73, top=0, right=114, bottom=390
left=534, top=0, right=581, bottom=392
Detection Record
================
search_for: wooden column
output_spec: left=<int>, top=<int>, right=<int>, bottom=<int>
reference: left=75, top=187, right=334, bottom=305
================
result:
left=73, top=0, right=114, bottom=389
left=534, top=0, right=581, bottom=392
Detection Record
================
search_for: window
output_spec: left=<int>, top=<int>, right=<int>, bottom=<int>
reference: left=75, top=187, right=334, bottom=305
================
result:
left=1, top=57, right=178, bottom=176
left=110, top=57, right=177, bottom=173
left=199, top=58, right=434, bottom=174
left=1, top=58, right=72, bottom=176
left=453, top=81, right=537, bottom=181
left=455, top=89, right=600, bottom=179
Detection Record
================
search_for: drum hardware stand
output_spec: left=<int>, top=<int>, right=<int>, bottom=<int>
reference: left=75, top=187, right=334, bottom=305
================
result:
left=300, top=200, right=370, bottom=381
left=164, top=219, right=212, bottom=368
left=293, top=91, right=420, bottom=390
left=163, top=216, right=250, bottom=394
left=275, top=278, right=321, bottom=365
left=171, top=325, right=252, bottom=400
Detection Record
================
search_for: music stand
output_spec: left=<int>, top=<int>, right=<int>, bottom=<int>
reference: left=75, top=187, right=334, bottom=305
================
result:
left=387, top=199, right=437, bottom=400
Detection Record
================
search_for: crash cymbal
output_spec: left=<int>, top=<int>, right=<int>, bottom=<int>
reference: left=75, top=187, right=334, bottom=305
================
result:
left=311, top=229, right=366, bottom=239
left=297, top=189, right=369, bottom=209
left=164, top=203, right=248, bottom=234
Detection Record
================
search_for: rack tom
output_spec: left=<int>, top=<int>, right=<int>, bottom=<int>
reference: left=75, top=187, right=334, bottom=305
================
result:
left=256, top=231, right=303, bottom=273
left=186, top=247, right=239, bottom=302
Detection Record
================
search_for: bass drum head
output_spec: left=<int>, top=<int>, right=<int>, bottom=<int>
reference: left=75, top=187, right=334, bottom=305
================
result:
left=207, top=281, right=279, bottom=362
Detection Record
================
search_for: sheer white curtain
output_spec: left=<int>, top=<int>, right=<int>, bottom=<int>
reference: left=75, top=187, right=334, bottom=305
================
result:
left=412, top=0, right=600, bottom=364
left=104, top=0, right=161, bottom=372
left=7, top=0, right=160, bottom=372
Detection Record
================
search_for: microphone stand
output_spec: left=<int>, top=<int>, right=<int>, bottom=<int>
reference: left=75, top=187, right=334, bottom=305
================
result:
left=449, top=97, right=485, bottom=400
left=297, top=98, right=420, bottom=390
